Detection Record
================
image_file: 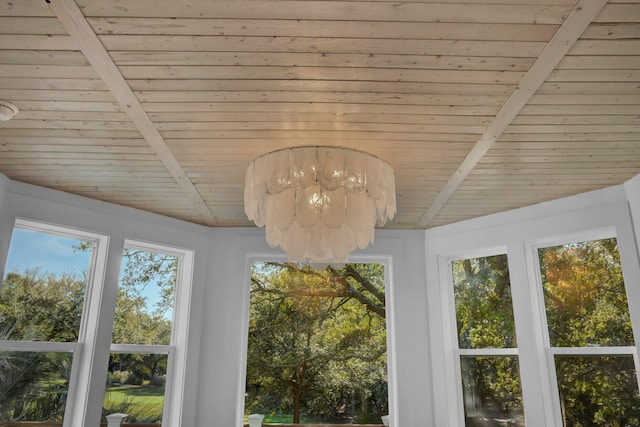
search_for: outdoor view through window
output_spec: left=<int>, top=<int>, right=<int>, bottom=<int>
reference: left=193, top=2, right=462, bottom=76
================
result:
left=539, top=237, right=640, bottom=426
left=0, top=226, right=92, bottom=424
left=245, top=262, right=388, bottom=425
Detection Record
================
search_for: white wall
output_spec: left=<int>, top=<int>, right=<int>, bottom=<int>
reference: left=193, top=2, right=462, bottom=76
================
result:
left=425, top=183, right=640, bottom=426
left=0, top=178, right=210, bottom=427
left=196, top=228, right=434, bottom=427
left=2, top=173, right=640, bottom=427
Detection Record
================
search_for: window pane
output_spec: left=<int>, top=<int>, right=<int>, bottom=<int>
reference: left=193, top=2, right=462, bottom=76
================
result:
left=460, top=356, right=525, bottom=427
left=452, top=254, right=516, bottom=349
left=555, top=355, right=640, bottom=426
left=0, top=351, right=72, bottom=423
left=539, top=238, right=634, bottom=347
left=112, top=248, right=178, bottom=345
left=103, top=353, right=167, bottom=424
left=245, top=263, right=388, bottom=425
left=1, top=228, right=92, bottom=342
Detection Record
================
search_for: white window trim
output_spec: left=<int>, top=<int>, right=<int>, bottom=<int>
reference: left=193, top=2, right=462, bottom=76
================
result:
left=1, top=218, right=111, bottom=427
left=236, top=252, right=399, bottom=427
left=117, top=239, right=195, bottom=427
left=440, top=247, right=522, bottom=425
left=526, top=228, right=640, bottom=424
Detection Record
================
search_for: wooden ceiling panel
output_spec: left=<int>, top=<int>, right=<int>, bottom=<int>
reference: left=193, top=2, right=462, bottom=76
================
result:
left=1, top=0, right=639, bottom=230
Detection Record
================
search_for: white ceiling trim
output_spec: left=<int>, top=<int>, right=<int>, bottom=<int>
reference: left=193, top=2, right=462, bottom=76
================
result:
left=417, top=0, right=609, bottom=228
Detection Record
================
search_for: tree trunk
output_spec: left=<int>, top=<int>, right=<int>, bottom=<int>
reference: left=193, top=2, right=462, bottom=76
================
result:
left=293, top=388, right=302, bottom=423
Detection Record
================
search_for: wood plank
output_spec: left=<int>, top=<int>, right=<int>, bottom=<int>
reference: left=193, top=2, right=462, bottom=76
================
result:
left=0, top=77, right=107, bottom=91
left=0, top=128, right=142, bottom=138
left=147, top=111, right=493, bottom=126
left=75, top=1, right=573, bottom=24
left=492, top=140, right=640, bottom=149
left=1, top=17, right=67, bottom=34
left=570, top=39, right=640, bottom=55
left=558, top=55, right=640, bottom=69
left=497, top=132, right=640, bottom=141
left=547, top=69, right=640, bottom=81
left=142, top=102, right=500, bottom=116
left=594, top=4, right=640, bottom=22
left=4, top=119, right=138, bottom=130
left=6, top=111, right=130, bottom=122
left=159, top=130, right=482, bottom=141
left=0, top=65, right=99, bottom=79
left=13, top=101, right=123, bottom=112
left=134, top=91, right=508, bottom=105
left=581, top=23, right=640, bottom=39
left=0, top=144, right=155, bottom=155
left=504, top=124, right=640, bottom=133
left=117, top=66, right=525, bottom=84
left=99, top=35, right=547, bottom=58
left=0, top=89, right=116, bottom=102
left=129, top=80, right=514, bottom=96
left=0, top=50, right=89, bottom=66
left=416, top=0, right=609, bottom=227
left=0, top=35, right=77, bottom=50
left=0, top=0, right=54, bottom=17
left=87, top=18, right=559, bottom=41
left=529, top=94, right=640, bottom=104
left=155, top=121, right=487, bottom=134
left=520, top=105, right=640, bottom=115
left=537, top=82, right=640, bottom=95
left=110, top=51, right=536, bottom=71
left=510, top=115, right=640, bottom=125
left=49, top=0, right=218, bottom=225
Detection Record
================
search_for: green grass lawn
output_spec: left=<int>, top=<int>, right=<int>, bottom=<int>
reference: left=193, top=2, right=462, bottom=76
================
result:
left=104, top=385, right=164, bottom=421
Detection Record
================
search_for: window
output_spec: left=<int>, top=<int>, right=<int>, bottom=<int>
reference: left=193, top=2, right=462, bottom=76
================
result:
left=537, top=237, right=640, bottom=426
left=244, top=262, right=388, bottom=425
left=0, top=220, right=102, bottom=425
left=450, top=253, right=525, bottom=426
left=103, top=241, right=185, bottom=424
left=0, top=220, right=193, bottom=427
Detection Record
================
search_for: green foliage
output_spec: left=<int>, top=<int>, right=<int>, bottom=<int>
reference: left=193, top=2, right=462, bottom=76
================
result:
left=453, top=254, right=515, bottom=349
left=540, top=238, right=640, bottom=425
left=102, top=386, right=164, bottom=423
left=111, top=249, right=177, bottom=346
left=246, top=263, right=387, bottom=424
left=0, top=270, right=86, bottom=342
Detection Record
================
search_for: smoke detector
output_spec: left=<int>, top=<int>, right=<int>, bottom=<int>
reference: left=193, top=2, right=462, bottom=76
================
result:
left=0, top=101, right=18, bottom=121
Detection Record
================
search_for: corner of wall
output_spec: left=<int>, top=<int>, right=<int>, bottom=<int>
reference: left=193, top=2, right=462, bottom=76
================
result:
left=624, top=174, right=640, bottom=254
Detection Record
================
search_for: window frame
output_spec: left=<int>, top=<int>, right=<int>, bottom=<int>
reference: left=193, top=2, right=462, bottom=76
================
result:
left=527, top=227, right=640, bottom=423
left=440, top=246, right=524, bottom=425
left=112, top=238, right=195, bottom=426
left=237, top=252, right=399, bottom=427
left=0, top=219, right=196, bottom=427
left=0, top=217, right=110, bottom=427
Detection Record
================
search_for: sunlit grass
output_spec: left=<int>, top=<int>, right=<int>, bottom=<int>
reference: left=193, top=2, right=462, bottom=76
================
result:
left=104, top=385, right=164, bottom=420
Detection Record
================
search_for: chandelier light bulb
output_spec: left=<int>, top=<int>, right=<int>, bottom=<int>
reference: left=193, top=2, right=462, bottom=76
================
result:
left=244, top=146, right=396, bottom=267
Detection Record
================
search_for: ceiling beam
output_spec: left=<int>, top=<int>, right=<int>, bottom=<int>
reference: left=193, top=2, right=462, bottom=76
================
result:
left=417, top=0, right=608, bottom=228
left=48, top=0, right=219, bottom=225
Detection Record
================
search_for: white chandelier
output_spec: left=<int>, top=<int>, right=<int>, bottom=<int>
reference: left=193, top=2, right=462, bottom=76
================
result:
left=244, top=146, right=396, bottom=266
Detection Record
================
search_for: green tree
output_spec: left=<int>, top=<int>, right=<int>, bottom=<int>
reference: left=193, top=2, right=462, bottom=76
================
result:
left=0, top=271, right=82, bottom=422
left=540, top=238, right=640, bottom=426
left=246, top=263, right=387, bottom=423
left=452, top=255, right=523, bottom=424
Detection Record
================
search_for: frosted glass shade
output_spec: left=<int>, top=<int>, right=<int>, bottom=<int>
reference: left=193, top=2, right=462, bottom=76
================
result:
left=245, top=146, right=396, bottom=266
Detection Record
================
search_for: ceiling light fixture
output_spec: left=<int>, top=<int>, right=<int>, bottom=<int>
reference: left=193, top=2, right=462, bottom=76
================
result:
left=0, top=101, right=18, bottom=121
left=244, top=146, right=396, bottom=267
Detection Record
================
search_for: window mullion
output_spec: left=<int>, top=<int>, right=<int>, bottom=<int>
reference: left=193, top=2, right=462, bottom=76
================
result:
left=67, top=233, right=123, bottom=427
left=508, top=242, right=559, bottom=427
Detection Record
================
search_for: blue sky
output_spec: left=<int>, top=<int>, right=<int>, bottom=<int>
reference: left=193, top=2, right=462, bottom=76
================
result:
left=3, top=228, right=91, bottom=278
left=3, top=228, right=166, bottom=318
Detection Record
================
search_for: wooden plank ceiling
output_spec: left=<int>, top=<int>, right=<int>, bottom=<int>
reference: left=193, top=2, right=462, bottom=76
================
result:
left=0, top=0, right=638, bottom=228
